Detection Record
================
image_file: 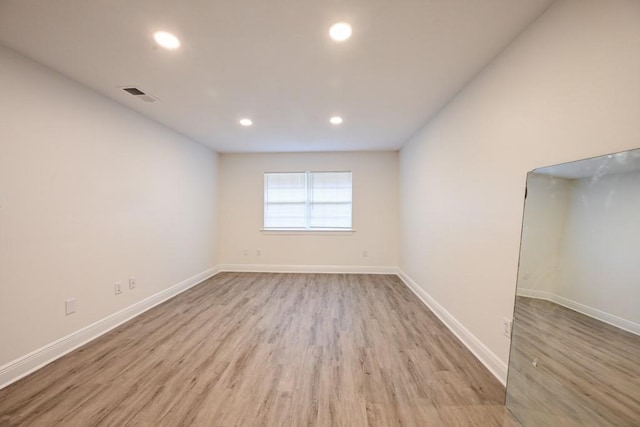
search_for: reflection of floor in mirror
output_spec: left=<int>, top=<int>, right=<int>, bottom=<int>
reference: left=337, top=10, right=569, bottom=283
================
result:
left=506, top=297, right=640, bottom=427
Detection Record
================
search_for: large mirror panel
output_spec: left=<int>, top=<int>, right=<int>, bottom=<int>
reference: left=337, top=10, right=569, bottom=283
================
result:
left=506, top=149, right=640, bottom=426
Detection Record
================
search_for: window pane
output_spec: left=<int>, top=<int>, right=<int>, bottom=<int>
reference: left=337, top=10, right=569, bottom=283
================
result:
left=264, top=203, right=307, bottom=228
left=309, top=203, right=352, bottom=228
left=309, top=172, right=352, bottom=229
left=264, top=172, right=307, bottom=228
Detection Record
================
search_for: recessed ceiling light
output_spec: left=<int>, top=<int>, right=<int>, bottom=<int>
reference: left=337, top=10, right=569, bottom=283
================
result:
left=239, top=118, right=253, bottom=126
left=329, top=23, right=352, bottom=42
left=153, top=31, right=180, bottom=49
left=330, top=116, right=343, bottom=125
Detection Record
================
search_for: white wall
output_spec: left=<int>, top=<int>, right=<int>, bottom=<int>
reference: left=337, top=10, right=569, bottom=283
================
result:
left=398, top=0, right=640, bottom=382
left=219, top=151, right=398, bottom=270
left=516, top=174, right=572, bottom=294
left=0, top=45, right=219, bottom=368
left=556, top=171, right=640, bottom=325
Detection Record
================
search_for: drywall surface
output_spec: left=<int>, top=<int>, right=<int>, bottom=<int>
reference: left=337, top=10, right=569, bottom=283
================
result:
left=219, top=151, right=398, bottom=269
left=516, top=174, right=572, bottom=294
left=0, top=45, right=219, bottom=366
left=556, top=171, right=640, bottom=324
left=399, top=0, right=640, bottom=375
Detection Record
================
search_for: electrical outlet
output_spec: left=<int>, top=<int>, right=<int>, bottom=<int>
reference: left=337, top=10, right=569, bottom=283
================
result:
left=115, top=281, right=122, bottom=295
left=65, top=298, right=76, bottom=315
left=256, top=249, right=261, bottom=256
left=503, top=318, right=512, bottom=338
left=362, top=250, right=368, bottom=257
left=243, top=249, right=248, bottom=256
left=129, top=277, right=136, bottom=290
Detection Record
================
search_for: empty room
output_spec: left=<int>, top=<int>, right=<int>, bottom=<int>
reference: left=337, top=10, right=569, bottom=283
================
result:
left=1, top=0, right=639, bottom=426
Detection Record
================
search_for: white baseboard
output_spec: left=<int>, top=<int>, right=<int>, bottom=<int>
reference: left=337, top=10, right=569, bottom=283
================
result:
left=0, top=266, right=221, bottom=390
left=1, top=265, right=506, bottom=392
left=516, top=288, right=551, bottom=300
left=397, top=270, right=508, bottom=385
left=218, top=264, right=398, bottom=275
left=518, top=289, right=640, bottom=336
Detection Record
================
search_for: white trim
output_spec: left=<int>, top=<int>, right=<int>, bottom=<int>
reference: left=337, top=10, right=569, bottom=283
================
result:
left=260, top=229, right=355, bottom=235
left=0, top=266, right=221, bottom=390
left=1, top=265, right=506, bottom=393
left=397, top=270, right=508, bottom=385
left=516, top=288, right=552, bottom=300
left=218, top=264, right=397, bottom=274
left=518, top=289, right=640, bottom=336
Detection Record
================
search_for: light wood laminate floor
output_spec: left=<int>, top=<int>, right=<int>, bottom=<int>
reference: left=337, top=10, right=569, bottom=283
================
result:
left=0, top=273, right=516, bottom=426
left=506, top=297, right=640, bottom=426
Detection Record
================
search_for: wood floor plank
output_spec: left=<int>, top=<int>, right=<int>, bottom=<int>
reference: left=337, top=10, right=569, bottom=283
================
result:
left=0, top=273, right=511, bottom=426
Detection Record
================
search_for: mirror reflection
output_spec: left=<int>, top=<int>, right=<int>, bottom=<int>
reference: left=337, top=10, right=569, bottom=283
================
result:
left=506, top=149, right=640, bottom=426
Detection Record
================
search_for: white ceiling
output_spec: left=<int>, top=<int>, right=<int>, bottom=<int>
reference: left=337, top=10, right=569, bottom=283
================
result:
left=0, top=0, right=554, bottom=153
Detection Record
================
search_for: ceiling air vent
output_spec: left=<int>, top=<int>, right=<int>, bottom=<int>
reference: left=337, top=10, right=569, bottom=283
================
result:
left=121, top=86, right=158, bottom=103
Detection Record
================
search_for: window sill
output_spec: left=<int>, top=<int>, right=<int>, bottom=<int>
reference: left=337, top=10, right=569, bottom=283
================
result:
left=260, top=229, right=355, bottom=236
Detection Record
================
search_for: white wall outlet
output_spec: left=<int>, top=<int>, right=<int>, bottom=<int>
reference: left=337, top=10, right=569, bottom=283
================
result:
left=65, top=298, right=76, bottom=315
left=256, top=249, right=261, bottom=256
left=115, top=281, right=122, bottom=295
left=503, top=318, right=512, bottom=338
left=243, top=249, right=248, bottom=256
left=129, top=277, right=136, bottom=289
left=362, top=250, right=368, bottom=257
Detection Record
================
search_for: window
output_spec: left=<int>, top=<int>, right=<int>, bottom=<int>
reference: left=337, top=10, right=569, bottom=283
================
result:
left=264, top=171, right=352, bottom=230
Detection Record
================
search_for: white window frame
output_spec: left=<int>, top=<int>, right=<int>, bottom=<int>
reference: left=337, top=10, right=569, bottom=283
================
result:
left=263, top=171, right=353, bottom=232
